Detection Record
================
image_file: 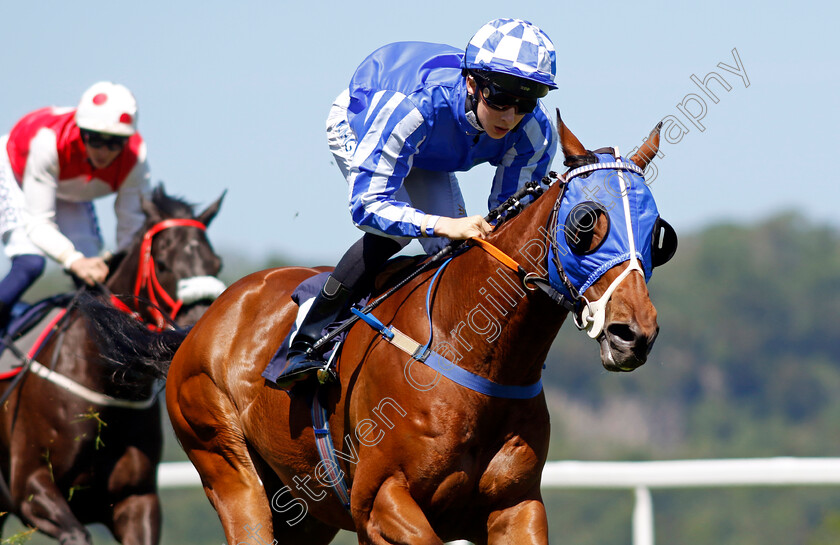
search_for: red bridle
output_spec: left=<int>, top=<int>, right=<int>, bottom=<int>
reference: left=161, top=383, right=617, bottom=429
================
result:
left=110, top=218, right=208, bottom=330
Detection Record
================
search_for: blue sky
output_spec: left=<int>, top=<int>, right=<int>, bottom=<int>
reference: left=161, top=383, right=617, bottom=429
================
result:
left=1, top=0, right=837, bottom=268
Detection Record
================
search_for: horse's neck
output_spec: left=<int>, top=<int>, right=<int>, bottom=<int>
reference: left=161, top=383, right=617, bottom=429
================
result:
left=436, top=183, right=567, bottom=386
left=106, top=250, right=141, bottom=298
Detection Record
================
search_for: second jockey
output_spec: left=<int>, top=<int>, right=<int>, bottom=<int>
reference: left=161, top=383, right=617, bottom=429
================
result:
left=0, top=81, right=151, bottom=330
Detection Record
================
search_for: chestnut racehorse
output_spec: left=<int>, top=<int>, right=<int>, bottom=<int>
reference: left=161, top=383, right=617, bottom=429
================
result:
left=89, top=118, right=676, bottom=544
left=0, top=185, right=225, bottom=545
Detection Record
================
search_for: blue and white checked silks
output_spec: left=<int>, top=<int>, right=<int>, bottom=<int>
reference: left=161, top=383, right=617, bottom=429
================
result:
left=334, top=41, right=557, bottom=241
left=463, top=18, right=557, bottom=89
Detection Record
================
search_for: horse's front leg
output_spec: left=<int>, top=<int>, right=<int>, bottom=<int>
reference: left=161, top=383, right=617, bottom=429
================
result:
left=106, top=446, right=161, bottom=545
left=486, top=497, right=549, bottom=545
left=110, top=492, right=160, bottom=545
left=357, top=477, right=444, bottom=545
left=16, top=467, right=92, bottom=545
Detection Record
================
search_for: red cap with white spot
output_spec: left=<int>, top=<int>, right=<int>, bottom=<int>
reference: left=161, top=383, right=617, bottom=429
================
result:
left=75, top=81, right=138, bottom=137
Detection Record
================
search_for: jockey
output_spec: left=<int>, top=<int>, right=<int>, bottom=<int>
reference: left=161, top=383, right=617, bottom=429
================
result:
left=281, top=18, right=559, bottom=386
left=0, top=81, right=151, bottom=330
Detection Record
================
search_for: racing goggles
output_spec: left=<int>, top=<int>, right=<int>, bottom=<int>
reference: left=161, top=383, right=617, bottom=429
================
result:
left=474, top=76, right=538, bottom=115
left=81, top=129, right=128, bottom=151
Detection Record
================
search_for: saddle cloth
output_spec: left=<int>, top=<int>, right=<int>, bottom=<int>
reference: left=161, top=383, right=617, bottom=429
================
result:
left=0, top=296, right=69, bottom=378
left=261, top=256, right=425, bottom=385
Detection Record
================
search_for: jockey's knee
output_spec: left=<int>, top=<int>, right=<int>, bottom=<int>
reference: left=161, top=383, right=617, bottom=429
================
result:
left=13, top=254, right=46, bottom=283
left=0, top=254, right=46, bottom=304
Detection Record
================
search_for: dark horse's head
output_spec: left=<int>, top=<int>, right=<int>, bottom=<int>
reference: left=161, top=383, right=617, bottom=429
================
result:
left=106, top=184, right=226, bottom=328
left=550, top=114, right=677, bottom=371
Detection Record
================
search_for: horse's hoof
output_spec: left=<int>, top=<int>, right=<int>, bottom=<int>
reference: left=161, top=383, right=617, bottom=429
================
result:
left=59, top=530, right=91, bottom=545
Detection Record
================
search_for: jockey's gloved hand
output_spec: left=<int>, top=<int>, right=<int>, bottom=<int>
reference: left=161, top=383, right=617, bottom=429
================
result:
left=69, top=256, right=109, bottom=286
left=434, top=215, right=492, bottom=240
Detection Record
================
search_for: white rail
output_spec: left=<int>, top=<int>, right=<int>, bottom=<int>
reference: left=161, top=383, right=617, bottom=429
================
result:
left=158, top=458, right=840, bottom=545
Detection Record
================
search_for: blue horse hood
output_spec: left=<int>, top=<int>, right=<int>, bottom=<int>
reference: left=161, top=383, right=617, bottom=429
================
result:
left=548, top=152, right=660, bottom=297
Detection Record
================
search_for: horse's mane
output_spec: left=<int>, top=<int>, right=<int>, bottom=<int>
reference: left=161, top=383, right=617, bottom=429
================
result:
left=562, top=146, right=621, bottom=171
left=149, top=185, right=196, bottom=219
left=562, top=150, right=601, bottom=170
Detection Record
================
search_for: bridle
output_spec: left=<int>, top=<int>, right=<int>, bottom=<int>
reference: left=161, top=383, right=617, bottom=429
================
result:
left=110, top=218, right=208, bottom=330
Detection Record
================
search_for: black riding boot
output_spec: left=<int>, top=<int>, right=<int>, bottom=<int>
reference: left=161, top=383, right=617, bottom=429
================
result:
left=280, top=275, right=353, bottom=387
left=0, top=301, right=11, bottom=334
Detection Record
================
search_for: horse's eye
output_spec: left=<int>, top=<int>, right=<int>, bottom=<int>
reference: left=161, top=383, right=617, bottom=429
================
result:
left=564, top=202, right=610, bottom=255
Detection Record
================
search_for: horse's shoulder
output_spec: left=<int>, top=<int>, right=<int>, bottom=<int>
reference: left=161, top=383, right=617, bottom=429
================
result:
left=198, top=266, right=333, bottom=331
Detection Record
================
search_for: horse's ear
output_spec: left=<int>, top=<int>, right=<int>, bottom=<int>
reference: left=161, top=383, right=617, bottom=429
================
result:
left=630, top=122, right=662, bottom=170
left=141, top=194, right=161, bottom=222
left=557, top=109, right=587, bottom=159
left=197, top=190, right=226, bottom=226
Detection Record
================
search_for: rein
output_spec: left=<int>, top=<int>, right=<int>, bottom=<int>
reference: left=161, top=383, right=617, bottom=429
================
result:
left=464, top=171, right=589, bottom=319
left=467, top=236, right=577, bottom=312
left=116, top=218, right=208, bottom=330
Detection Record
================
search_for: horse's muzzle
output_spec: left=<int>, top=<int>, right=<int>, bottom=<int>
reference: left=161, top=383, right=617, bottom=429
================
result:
left=599, top=322, right=658, bottom=372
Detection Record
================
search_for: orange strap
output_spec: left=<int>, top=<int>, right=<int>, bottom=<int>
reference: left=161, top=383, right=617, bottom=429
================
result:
left=468, top=237, right=524, bottom=275
left=469, top=236, right=578, bottom=312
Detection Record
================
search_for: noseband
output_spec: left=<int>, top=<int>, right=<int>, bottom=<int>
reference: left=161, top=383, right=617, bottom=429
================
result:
left=111, top=218, right=209, bottom=330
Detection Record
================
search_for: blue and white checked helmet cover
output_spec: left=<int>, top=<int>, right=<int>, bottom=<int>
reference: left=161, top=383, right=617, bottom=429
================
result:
left=463, top=18, right=557, bottom=89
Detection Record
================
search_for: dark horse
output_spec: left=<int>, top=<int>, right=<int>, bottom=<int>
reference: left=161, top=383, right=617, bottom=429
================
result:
left=0, top=185, right=225, bottom=545
left=86, top=118, right=675, bottom=544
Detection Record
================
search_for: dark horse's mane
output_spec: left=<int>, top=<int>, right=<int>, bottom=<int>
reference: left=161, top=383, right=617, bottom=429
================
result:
left=563, top=148, right=605, bottom=170
left=80, top=294, right=190, bottom=384
left=148, top=185, right=196, bottom=218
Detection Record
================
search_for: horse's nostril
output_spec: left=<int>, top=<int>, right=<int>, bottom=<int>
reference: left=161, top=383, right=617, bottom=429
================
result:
left=607, top=323, right=637, bottom=344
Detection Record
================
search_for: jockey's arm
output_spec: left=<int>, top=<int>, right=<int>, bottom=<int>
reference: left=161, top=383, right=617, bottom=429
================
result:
left=19, top=129, right=86, bottom=270
left=113, top=142, right=151, bottom=253
left=348, top=97, right=493, bottom=241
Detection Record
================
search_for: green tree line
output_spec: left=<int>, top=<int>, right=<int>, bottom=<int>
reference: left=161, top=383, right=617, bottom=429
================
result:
left=542, top=211, right=840, bottom=544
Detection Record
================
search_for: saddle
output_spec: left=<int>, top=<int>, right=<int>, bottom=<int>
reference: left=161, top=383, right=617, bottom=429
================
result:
left=261, top=255, right=424, bottom=387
